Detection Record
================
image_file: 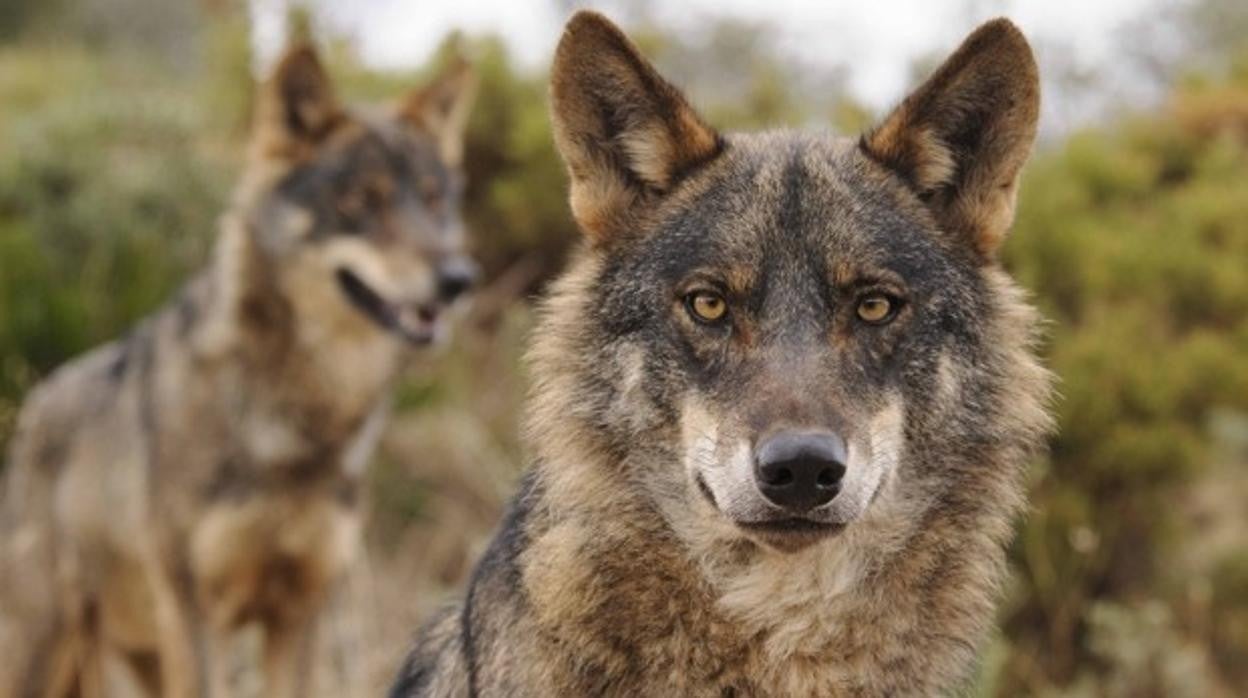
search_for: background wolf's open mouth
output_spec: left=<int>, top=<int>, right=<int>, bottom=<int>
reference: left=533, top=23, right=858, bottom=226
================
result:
left=336, top=268, right=439, bottom=345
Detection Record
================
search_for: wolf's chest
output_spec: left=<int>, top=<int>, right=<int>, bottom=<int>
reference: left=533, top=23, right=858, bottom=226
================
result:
left=188, top=490, right=361, bottom=629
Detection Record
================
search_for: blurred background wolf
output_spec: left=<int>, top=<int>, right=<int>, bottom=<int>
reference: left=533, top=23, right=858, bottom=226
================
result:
left=0, top=23, right=477, bottom=698
left=0, top=1, right=1246, bottom=696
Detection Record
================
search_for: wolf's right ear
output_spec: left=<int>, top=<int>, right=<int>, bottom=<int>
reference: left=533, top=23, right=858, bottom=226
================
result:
left=252, top=44, right=343, bottom=160
left=550, top=11, right=722, bottom=242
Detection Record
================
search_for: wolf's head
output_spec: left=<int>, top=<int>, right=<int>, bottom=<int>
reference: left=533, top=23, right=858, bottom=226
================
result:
left=225, top=44, right=477, bottom=354
left=532, top=12, right=1051, bottom=554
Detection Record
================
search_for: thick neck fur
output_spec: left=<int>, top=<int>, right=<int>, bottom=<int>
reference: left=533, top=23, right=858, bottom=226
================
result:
left=520, top=250, right=1053, bottom=695
left=167, top=182, right=404, bottom=475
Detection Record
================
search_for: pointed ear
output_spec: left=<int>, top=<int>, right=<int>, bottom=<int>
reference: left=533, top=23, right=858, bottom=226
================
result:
left=550, top=11, right=722, bottom=242
left=252, top=44, right=343, bottom=159
left=861, top=18, right=1039, bottom=260
left=400, top=57, right=478, bottom=166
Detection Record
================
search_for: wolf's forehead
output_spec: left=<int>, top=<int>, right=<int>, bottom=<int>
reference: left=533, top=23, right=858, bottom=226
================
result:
left=655, top=132, right=931, bottom=278
left=272, top=120, right=459, bottom=224
left=320, top=108, right=446, bottom=177
left=352, top=108, right=423, bottom=153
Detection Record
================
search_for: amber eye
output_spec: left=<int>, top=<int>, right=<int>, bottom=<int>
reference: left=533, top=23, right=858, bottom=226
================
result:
left=419, top=174, right=442, bottom=204
left=856, top=294, right=896, bottom=324
left=686, top=291, right=728, bottom=324
left=337, top=189, right=366, bottom=220
left=338, top=178, right=394, bottom=220
left=365, top=179, right=394, bottom=208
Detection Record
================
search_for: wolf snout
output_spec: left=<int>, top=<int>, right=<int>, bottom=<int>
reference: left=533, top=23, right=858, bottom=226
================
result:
left=754, top=431, right=847, bottom=512
left=436, top=257, right=479, bottom=303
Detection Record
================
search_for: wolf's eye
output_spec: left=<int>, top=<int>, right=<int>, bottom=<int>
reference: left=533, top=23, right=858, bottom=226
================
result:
left=365, top=179, right=394, bottom=208
left=337, top=178, right=394, bottom=223
left=856, top=294, right=897, bottom=324
left=686, top=291, right=728, bottom=324
left=336, top=190, right=366, bottom=221
left=419, top=174, right=442, bottom=204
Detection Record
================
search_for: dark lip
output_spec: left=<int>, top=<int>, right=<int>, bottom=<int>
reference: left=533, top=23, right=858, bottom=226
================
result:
left=335, top=268, right=439, bottom=346
left=736, top=518, right=846, bottom=535
left=737, top=518, right=846, bottom=551
left=694, top=475, right=847, bottom=550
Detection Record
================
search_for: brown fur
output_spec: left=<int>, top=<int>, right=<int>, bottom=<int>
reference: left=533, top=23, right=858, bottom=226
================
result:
left=0, top=44, right=476, bottom=698
left=391, top=12, right=1052, bottom=697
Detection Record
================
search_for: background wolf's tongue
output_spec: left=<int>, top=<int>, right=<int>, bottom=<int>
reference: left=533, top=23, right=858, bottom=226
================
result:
left=395, top=306, right=437, bottom=345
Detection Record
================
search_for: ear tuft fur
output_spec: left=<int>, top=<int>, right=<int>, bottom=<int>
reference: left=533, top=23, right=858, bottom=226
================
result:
left=861, top=18, right=1039, bottom=259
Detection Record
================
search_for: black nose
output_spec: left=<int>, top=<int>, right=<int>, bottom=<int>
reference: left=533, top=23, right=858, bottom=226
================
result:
left=754, top=431, right=847, bottom=512
left=437, top=258, right=478, bottom=302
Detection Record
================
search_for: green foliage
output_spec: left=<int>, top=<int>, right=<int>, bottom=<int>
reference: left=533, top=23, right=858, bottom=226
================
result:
left=459, top=38, right=578, bottom=280
left=0, top=46, right=234, bottom=440
left=999, top=75, right=1248, bottom=694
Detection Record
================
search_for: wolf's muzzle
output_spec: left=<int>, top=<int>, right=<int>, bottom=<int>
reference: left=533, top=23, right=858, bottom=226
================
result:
left=754, top=431, right=847, bottom=512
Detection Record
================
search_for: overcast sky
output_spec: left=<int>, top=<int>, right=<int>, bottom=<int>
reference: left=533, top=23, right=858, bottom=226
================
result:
left=250, top=0, right=1167, bottom=130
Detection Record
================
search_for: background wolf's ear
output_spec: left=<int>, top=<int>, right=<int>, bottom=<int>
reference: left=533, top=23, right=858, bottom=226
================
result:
left=860, top=18, right=1039, bottom=260
left=252, top=44, right=342, bottom=159
left=400, top=57, right=478, bottom=166
left=550, top=11, right=722, bottom=242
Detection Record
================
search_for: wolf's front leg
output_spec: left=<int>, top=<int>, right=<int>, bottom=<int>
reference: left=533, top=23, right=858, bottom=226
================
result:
left=146, top=564, right=215, bottom=698
left=263, top=613, right=317, bottom=698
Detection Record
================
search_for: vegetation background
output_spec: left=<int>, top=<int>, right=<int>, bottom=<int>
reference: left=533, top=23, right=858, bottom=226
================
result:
left=1, top=0, right=1245, bottom=695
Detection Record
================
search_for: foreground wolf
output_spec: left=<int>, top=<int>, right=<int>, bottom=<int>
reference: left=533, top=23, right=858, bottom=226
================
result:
left=0, top=45, right=476, bottom=697
left=390, top=11, right=1053, bottom=697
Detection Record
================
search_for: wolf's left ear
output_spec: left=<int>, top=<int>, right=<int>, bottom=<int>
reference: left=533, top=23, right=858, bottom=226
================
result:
left=253, top=44, right=343, bottom=159
left=861, top=18, right=1039, bottom=260
left=550, top=11, right=722, bottom=242
left=400, top=57, right=478, bottom=166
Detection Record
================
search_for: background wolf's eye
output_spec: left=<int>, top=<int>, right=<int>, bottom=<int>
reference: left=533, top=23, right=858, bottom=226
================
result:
left=419, top=174, right=442, bottom=205
left=364, top=177, right=395, bottom=208
left=337, top=177, right=394, bottom=224
left=336, top=189, right=366, bottom=221
left=856, top=294, right=896, bottom=324
left=686, top=291, right=728, bottom=324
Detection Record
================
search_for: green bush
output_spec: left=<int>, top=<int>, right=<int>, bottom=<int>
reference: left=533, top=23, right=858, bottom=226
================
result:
left=0, top=46, right=232, bottom=438
left=999, top=75, right=1248, bottom=694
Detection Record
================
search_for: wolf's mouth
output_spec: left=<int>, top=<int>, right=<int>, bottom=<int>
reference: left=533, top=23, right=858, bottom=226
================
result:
left=737, top=518, right=844, bottom=534
left=737, top=518, right=846, bottom=551
left=696, top=473, right=846, bottom=549
left=336, top=268, right=440, bottom=345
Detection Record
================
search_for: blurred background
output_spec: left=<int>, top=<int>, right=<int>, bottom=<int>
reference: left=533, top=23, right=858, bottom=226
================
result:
left=1, top=0, right=1246, bottom=695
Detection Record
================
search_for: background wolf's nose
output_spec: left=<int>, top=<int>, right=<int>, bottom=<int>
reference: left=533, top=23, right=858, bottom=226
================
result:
left=754, top=431, right=847, bottom=512
left=437, top=258, right=478, bottom=302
